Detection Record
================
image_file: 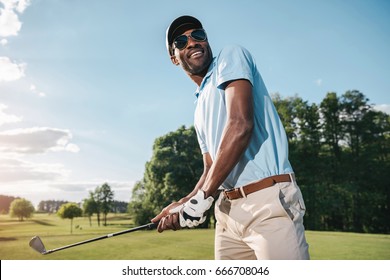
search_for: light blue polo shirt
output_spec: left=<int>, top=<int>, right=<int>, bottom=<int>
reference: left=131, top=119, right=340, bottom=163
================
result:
left=194, top=45, right=293, bottom=189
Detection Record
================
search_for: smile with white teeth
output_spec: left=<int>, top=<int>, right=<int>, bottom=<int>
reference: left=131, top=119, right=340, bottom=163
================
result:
left=190, top=51, right=203, bottom=58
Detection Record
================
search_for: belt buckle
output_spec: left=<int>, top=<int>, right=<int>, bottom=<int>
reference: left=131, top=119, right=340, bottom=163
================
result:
left=224, top=187, right=246, bottom=200
left=223, top=188, right=235, bottom=199
left=223, top=189, right=232, bottom=199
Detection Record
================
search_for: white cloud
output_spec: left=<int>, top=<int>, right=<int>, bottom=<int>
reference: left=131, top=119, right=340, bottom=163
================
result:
left=30, top=83, right=46, bottom=97
left=373, top=104, right=390, bottom=115
left=0, top=56, right=26, bottom=82
left=0, top=127, right=80, bottom=154
left=0, top=38, right=7, bottom=45
left=0, top=156, right=70, bottom=182
left=0, top=0, right=30, bottom=37
left=0, top=6, right=21, bottom=37
left=0, top=140, right=134, bottom=203
left=0, top=0, right=31, bottom=12
left=0, top=103, right=22, bottom=126
left=15, top=0, right=30, bottom=13
left=65, top=143, right=80, bottom=153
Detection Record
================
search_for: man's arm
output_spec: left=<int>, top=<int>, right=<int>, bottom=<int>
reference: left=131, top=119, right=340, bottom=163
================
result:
left=202, top=79, right=254, bottom=197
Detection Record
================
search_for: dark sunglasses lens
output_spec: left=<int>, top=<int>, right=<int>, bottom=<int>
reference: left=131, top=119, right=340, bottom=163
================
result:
left=174, top=35, right=188, bottom=49
left=192, top=30, right=207, bottom=41
left=173, top=30, right=207, bottom=50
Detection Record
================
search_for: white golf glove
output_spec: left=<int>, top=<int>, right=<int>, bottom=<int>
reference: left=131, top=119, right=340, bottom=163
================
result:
left=169, top=190, right=214, bottom=228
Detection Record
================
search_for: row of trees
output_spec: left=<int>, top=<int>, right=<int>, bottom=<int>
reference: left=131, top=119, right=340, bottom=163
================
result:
left=36, top=198, right=128, bottom=215
left=272, top=90, right=389, bottom=233
left=1, top=183, right=120, bottom=228
left=128, top=90, right=389, bottom=233
left=37, top=200, right=69, bottom=213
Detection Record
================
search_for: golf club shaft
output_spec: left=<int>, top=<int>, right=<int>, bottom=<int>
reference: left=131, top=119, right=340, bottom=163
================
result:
left=43, top=222, right=157, bottom=255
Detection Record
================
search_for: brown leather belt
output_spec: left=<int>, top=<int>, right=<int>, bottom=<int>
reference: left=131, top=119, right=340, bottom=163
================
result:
left=223, top=174, right=293, bottom=200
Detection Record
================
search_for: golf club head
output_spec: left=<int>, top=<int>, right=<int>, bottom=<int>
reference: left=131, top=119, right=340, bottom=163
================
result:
left=29, top=236, right=47, bottom=255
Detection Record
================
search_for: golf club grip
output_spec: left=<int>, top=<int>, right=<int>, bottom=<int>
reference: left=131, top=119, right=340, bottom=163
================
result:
left=45, top=222, right=157, bottom=254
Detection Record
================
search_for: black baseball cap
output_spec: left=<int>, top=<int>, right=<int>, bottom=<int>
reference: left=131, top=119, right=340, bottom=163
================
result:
left=166, top=15, right=203, bottom=56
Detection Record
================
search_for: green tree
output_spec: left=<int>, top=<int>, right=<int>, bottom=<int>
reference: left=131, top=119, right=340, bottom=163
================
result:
left=9, top=198, right=35, bottom=221
left=83, top=196, right=97, bottom=227
left=273, top=95, right=324, bottom=230
left=320, top=92, right=344, bottom=182
left=339, top=90, right=389, bottom=232
left=272, top=93, right=300, bottom=141
left=57, top=203, right=83, bottom=234
left=91, top=187, right=103, bottom=226
left=340, top=90, right=371, bottom=178
left=361, top=110, right=390, bottom=232
left=128, top=181, right=156, bottom=226
left=99, top=183, right=114, bottom=226
left=86, top=184, right=114, bottom=226
left=129, top=126, right=203, bottom=225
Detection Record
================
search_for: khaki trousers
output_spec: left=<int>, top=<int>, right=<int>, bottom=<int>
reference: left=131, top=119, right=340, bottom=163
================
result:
left=214, top=178, right=310, bottom=260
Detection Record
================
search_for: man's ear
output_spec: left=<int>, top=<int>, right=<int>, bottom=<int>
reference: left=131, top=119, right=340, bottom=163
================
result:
left=170, top=55, right=180, bottom=66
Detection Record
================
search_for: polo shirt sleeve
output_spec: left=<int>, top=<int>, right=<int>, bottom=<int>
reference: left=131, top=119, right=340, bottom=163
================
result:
left=194, top=124, right=208, bottom=154
left=216, top=45, right=255, bottom=89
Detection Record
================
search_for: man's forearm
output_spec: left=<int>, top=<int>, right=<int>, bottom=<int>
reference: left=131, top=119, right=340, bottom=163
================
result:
left=202, top=118, right=253, bottom=198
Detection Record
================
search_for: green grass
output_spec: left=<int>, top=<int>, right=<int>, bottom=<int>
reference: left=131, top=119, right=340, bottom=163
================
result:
left=0, top=213, right=389, bottom=260
left=305, top=230, right=390, bottom=260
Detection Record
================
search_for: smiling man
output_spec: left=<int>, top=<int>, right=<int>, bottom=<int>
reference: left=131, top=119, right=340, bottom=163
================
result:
left=152, top=15, right=310, bottom=260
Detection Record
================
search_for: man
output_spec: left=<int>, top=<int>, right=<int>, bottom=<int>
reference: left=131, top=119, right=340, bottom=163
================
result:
left=152, top=15, right=310, bottom=260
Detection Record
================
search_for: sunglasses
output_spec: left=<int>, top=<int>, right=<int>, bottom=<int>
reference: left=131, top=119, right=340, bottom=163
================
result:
left=173, top=29, right=207, bottom=50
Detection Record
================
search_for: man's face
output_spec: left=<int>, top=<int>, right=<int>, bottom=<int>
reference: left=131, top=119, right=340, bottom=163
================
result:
left=171, top=28, right=213, bottom=76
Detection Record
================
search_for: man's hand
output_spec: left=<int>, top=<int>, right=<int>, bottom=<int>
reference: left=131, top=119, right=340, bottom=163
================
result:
left=151, top=202, right=183, bottom=233
left=169, top=190, right=214, bottom=228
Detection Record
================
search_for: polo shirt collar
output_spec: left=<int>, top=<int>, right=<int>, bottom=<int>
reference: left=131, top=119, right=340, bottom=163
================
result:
left=194, top=57, right=216, bottom=98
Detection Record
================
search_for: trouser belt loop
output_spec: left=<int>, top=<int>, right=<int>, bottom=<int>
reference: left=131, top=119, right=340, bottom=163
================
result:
left=289, top=173, right=295, bottom=183
left=238, top=186, right=247, bottom=198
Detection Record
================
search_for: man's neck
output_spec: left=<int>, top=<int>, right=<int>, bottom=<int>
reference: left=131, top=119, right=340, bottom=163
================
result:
left=187, top=64, right=211, bottom=86
left=189, top=73, right=205, bottom=87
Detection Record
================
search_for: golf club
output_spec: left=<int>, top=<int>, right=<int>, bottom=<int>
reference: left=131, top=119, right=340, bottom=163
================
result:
left=29, top=222, right=157, bottom=255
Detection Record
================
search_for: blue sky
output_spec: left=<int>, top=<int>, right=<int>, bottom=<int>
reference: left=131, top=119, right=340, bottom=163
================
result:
left=0, top=0, right=389, bottom=207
